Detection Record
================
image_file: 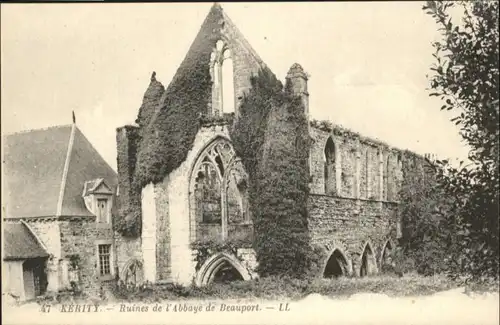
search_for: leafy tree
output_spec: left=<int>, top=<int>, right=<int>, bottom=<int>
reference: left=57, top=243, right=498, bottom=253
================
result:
left=423, top=0, right=499, bottom=280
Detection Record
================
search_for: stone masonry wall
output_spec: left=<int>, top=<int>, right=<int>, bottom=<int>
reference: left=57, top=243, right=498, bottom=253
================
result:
left=308, top=194, right=398, bottom=276
left=114, top=235, right=142, bottom=280
left=116, top=125, right=140, bottom=220
left=59, top=216, right=114, bottom=296
left=23, top=219, right=61, bottom=258
left=114, top=125, right=143, bottom=280
left=167, top=125, right=232, bottom=284
left=309, top=124, right=403, bottom=203
left=154, top=178, right=171, bottom=281
left=217, top=10, right=266, bottom=117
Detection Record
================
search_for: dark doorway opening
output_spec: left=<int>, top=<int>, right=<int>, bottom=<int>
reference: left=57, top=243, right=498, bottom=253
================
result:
left=212, top=262, right=244, bottom=284
left=323, top=250, right=348, bottom=278
left=23, top=257, right=48, bottom=299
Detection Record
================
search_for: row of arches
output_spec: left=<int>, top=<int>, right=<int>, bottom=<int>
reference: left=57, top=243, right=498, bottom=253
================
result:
left=323, top=136, right=403, bottom=201
left=323, top=240, right=394, bottom=278
left=120, top=241, right=395, bottom=287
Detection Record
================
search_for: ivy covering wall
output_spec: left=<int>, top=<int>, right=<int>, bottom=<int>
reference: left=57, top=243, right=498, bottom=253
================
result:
left=230, top=69, right=314, bottom=278
left=115, top=6, right=224, bottom=237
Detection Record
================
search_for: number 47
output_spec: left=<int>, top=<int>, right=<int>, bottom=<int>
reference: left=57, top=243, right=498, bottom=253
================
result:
left=41, top=304, right=51, bottom=313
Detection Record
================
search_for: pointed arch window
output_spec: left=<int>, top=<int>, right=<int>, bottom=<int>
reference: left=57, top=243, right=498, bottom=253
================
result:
left=324, top=137, right=338, bottom=195
left=190, top=138, right=251, bottom=242
left=211, top=40, right=236, bottom=116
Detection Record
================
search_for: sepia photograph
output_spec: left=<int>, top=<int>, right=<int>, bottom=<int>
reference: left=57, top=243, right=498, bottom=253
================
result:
left=1, top=2, right=499, bottom=325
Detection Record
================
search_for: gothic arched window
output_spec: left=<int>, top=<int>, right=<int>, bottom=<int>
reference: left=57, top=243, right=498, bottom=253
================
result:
left=190, top=138, right=250, bottom=242
left=211, top=40, right=236, bottom=116
left=324, top=137, right=337, bottom=195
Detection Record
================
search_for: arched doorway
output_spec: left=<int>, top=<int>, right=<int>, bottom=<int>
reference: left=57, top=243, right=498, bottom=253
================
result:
left=195, top=252, right=252, bottom=286
left=380, top=240, right=394, bottom=273
left=359, top=243, right=377, bottom=277
left=212, top=261, right=244, bottom=284
left=323, top=249, right=348, bottom=278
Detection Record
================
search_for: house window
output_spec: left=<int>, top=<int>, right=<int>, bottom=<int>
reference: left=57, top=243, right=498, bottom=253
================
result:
left=96, top=198, right=108, bottom=223
left=98, top=244, right=111, bottom=276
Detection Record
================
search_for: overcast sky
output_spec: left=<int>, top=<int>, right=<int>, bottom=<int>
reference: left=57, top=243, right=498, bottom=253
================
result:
left=1, top=2, right=470, bottom=171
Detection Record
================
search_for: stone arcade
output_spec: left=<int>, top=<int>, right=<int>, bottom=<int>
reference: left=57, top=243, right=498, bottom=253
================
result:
left=115, top=4, right=429, bottom=286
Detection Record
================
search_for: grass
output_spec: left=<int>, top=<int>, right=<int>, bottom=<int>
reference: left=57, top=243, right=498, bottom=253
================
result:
left=108, top=273, right=467, bottom=303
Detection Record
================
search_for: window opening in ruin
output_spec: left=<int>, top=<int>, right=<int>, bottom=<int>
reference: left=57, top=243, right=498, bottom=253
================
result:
left=323, top=249, right=348, bottom=278
left=215, top=156, right=225, bottom=176
left=324, top=137, right=337, bottom=195
left=195, top=162, right=222, bottom=224
left=211, top=40, right=235, bottom=116
left=191, top=139, right=251, bottom=241
left=221, top=49, right=235, bottom=114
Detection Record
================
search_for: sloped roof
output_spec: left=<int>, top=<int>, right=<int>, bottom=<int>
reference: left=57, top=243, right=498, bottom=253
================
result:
left=3, top=124, right=118, bottom=218
left=3, top=222, right=49, bottom=260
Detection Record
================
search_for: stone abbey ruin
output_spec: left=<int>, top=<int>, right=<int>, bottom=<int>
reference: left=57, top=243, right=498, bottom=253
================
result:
left=115, top=3, right=431, bottom=286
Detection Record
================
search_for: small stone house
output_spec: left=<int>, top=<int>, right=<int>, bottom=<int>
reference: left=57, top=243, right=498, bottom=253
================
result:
left=2, top=122, right=118, bottom=301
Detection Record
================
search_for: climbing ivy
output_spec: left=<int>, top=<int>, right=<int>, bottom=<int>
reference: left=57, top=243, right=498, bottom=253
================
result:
left=115, top=7, right=224, bottom=237
left=230, top=68, right=313, bottom=278
left=190, top=237, right=252, bottom=271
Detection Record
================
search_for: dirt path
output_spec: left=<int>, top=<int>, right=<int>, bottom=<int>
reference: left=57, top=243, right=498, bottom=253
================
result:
left=3, top=287, right=499, bottom=325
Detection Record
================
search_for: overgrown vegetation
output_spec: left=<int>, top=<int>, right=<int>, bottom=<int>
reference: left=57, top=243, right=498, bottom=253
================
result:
left=115, top=6, right=224, bottom=237
left=190, top=237, right=253, bottom=271
left=394, top=152, right=455, bottom=276
left=397, top=1, right=499, bottom=283
left=230, top=68, right=314, bottom=278
left=110, top=274, right=460, bottom=302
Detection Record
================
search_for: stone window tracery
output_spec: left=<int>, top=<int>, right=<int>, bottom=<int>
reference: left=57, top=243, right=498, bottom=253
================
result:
left=190, top=138, right=250, bottom=241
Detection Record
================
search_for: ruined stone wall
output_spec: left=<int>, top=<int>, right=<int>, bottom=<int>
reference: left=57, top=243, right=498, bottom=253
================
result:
left=215, top=11, right=266, bottom=117
left=167, top=125, right=231, bottom=284
left=115, top=125, right=140, bottom=220
left=308, top=195, right=398, bottom=276
left=309, top=124, right=403, bottom=203
left=154, top=178, right=171, bottom=282
left=114, top=125, right=144, bottom=280
left=114, top=235, right=141, bottom=280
